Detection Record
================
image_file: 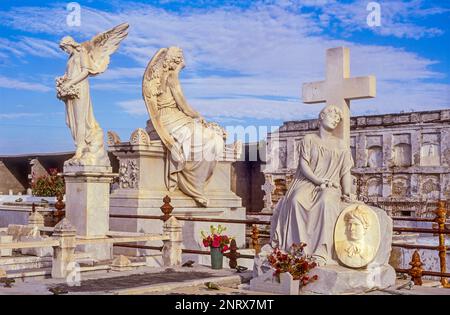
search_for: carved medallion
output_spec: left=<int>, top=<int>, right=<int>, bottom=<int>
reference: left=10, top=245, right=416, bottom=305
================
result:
left=334, top=204, right=380, bottom=268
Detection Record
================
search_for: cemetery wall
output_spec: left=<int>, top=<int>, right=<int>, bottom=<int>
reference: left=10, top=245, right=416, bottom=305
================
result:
left=263, top=109, right=450, bottom=216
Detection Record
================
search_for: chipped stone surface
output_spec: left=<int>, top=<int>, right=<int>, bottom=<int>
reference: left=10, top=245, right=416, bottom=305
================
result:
left=263, top=109, right=450, bottom=215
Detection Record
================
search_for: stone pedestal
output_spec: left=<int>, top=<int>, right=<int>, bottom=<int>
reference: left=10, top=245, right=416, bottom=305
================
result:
left=63, top=165, right=116, bottom=261
left=108, top=136, right=246, bottom=265
left=51, top=219, right=77, bottom=279
left=302, top=264, right=396, bottom=295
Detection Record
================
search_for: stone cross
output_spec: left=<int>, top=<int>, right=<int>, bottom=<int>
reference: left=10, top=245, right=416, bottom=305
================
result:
left=302, top=47, right=376, bottom=145
left=261, top=176, right=275, bottom=210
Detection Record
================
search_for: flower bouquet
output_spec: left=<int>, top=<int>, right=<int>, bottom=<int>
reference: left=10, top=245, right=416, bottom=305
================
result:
left=56, top=76, right=80, bottom=100
left=267, top=243, right=318, bottom=287
left=201, top=225, right=232, bottom=269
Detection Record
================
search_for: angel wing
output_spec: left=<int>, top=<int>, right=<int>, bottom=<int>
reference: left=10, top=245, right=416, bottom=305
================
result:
left=82, top=23, right=129, bottom=75
left=142, top=48, right=183, bottom=163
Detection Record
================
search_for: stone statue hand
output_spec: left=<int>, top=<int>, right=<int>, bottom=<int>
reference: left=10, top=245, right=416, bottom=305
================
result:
left=319, top=179, right=339, bottom=189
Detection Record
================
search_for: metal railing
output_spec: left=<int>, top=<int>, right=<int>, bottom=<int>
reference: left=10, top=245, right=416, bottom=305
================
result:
left=110, top=196, right=269, bottom=268
left=390, top=200, right=449, bottom=288
left=111, top=196, right=449, bottom=288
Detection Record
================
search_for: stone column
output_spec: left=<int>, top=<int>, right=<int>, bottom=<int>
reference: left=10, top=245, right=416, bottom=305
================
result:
left=52, top=218, right=76, bottom=279
left=162, top=216, right=182, bottom=266
left=383, top=133, right=393, bottom=168
left=63, top=165, right=116, bottom=260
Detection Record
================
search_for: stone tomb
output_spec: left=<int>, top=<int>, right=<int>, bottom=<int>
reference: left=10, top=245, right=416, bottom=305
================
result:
left=108, top=128, right=246, bottom=265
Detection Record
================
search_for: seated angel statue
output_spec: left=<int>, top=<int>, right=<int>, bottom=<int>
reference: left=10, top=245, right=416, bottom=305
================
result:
left=143, top=47, right=226, bottom=207
left=270, top=105, right=354, bottom=265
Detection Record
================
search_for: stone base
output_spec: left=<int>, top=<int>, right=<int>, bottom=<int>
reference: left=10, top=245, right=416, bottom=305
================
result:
left=20, top=236, right=53, bottom=257
left=250, top=270, right=299, bottom=295
left=63, top=165, right=115, bottom=261
left=76, top=240, right=113, bottom=261
left=108, top=138, right=246, bottom=263
left=302, top=264, right=396, bottom=295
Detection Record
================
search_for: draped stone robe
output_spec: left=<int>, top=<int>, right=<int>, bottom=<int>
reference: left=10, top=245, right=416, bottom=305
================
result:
left=270, top=133, right=353, bottom=264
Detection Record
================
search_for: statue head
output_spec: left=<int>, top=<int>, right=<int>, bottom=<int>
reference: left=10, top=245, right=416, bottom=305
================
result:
left=319, top=105, right=342, bottom=131
left=59, top=36, right=80, bottom=54
left=344, top=206, right=370, bottom=241
left=163, top=47, right=185, bottom=72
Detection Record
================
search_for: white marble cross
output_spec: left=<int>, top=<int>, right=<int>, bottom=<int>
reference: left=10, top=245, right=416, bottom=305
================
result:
left=302, top=47, right=376, bottom=145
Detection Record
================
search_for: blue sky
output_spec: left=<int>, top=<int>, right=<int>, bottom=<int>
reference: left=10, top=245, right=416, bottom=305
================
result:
left=0, top=0, right=449, bottom=154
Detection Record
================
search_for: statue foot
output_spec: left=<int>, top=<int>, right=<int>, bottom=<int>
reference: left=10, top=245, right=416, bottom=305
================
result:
left=64, top=156, right=81, bottom=166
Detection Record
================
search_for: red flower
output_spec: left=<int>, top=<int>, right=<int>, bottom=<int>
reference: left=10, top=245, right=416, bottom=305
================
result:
left=202, top=239, right=210, bottom=247
left=212, top=236, right=220, bottom=248
left=221, top=245, right=229, bottom=253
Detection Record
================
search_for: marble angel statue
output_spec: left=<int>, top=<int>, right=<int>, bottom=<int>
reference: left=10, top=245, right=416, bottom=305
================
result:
left=270, top=105, right=354, bottom=265
left=56, top=23, right=129, bottom=167
left=142, top=47, right=226, bottom=207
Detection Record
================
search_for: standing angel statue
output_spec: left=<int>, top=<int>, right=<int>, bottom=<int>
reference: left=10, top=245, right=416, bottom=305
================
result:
left=56, top=23, right=129, bottom=167
left=142, top=47, right=226, bottom=207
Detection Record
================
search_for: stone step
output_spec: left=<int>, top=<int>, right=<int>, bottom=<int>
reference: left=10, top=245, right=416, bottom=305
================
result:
left=0, top=253, right=104, bottom=272
left=0, top=256, right=52, bottom=272
left=114, top=272, right=251, bottom=295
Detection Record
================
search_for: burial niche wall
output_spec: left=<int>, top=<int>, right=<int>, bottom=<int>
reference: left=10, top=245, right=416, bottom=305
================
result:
left=366, top=135, right=383, bottom=168
left=421, top=175, right=440, bottom=200
left=392, top=174, right=411, bottom=198
left=367, top=176, right=383, bottom=197
left=393, top=134, right=412, bottom=167
left=273, top=140, right=288, bottom=170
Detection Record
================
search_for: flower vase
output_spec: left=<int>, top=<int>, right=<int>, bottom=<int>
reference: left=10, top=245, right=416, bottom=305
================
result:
left=210, top=247, right=223, bottom=269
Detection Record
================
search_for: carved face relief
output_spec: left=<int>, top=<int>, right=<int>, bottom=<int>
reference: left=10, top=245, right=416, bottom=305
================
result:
left=346, top=219, right=366, bottom=241
left=334, top=204, right=380, bottom=269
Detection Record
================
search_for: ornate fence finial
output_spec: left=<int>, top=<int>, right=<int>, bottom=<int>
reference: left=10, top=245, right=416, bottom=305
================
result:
left=409, top=250, right=423, bottom=286
left=54, top=192, right=66, bottom=224
left=435, top=200, right=448, bottom=288
left=225, top=238, right=240, bottom=269
left=160, top=195, right=174, bottom=222
left=251, top=225, right=261, bottom=255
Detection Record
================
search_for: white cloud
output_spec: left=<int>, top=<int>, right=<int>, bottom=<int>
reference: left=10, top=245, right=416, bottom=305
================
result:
left=0, top=75, right=52, bottom=92
left=302, top=0, right=449, bottom=39
left=0, top=37, right=62, bottom=59
left=0, top=1, right=448, bottom=122
left=0, top=113, right=42, bottom=119
left=117, top=99, right=147, bottom=115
